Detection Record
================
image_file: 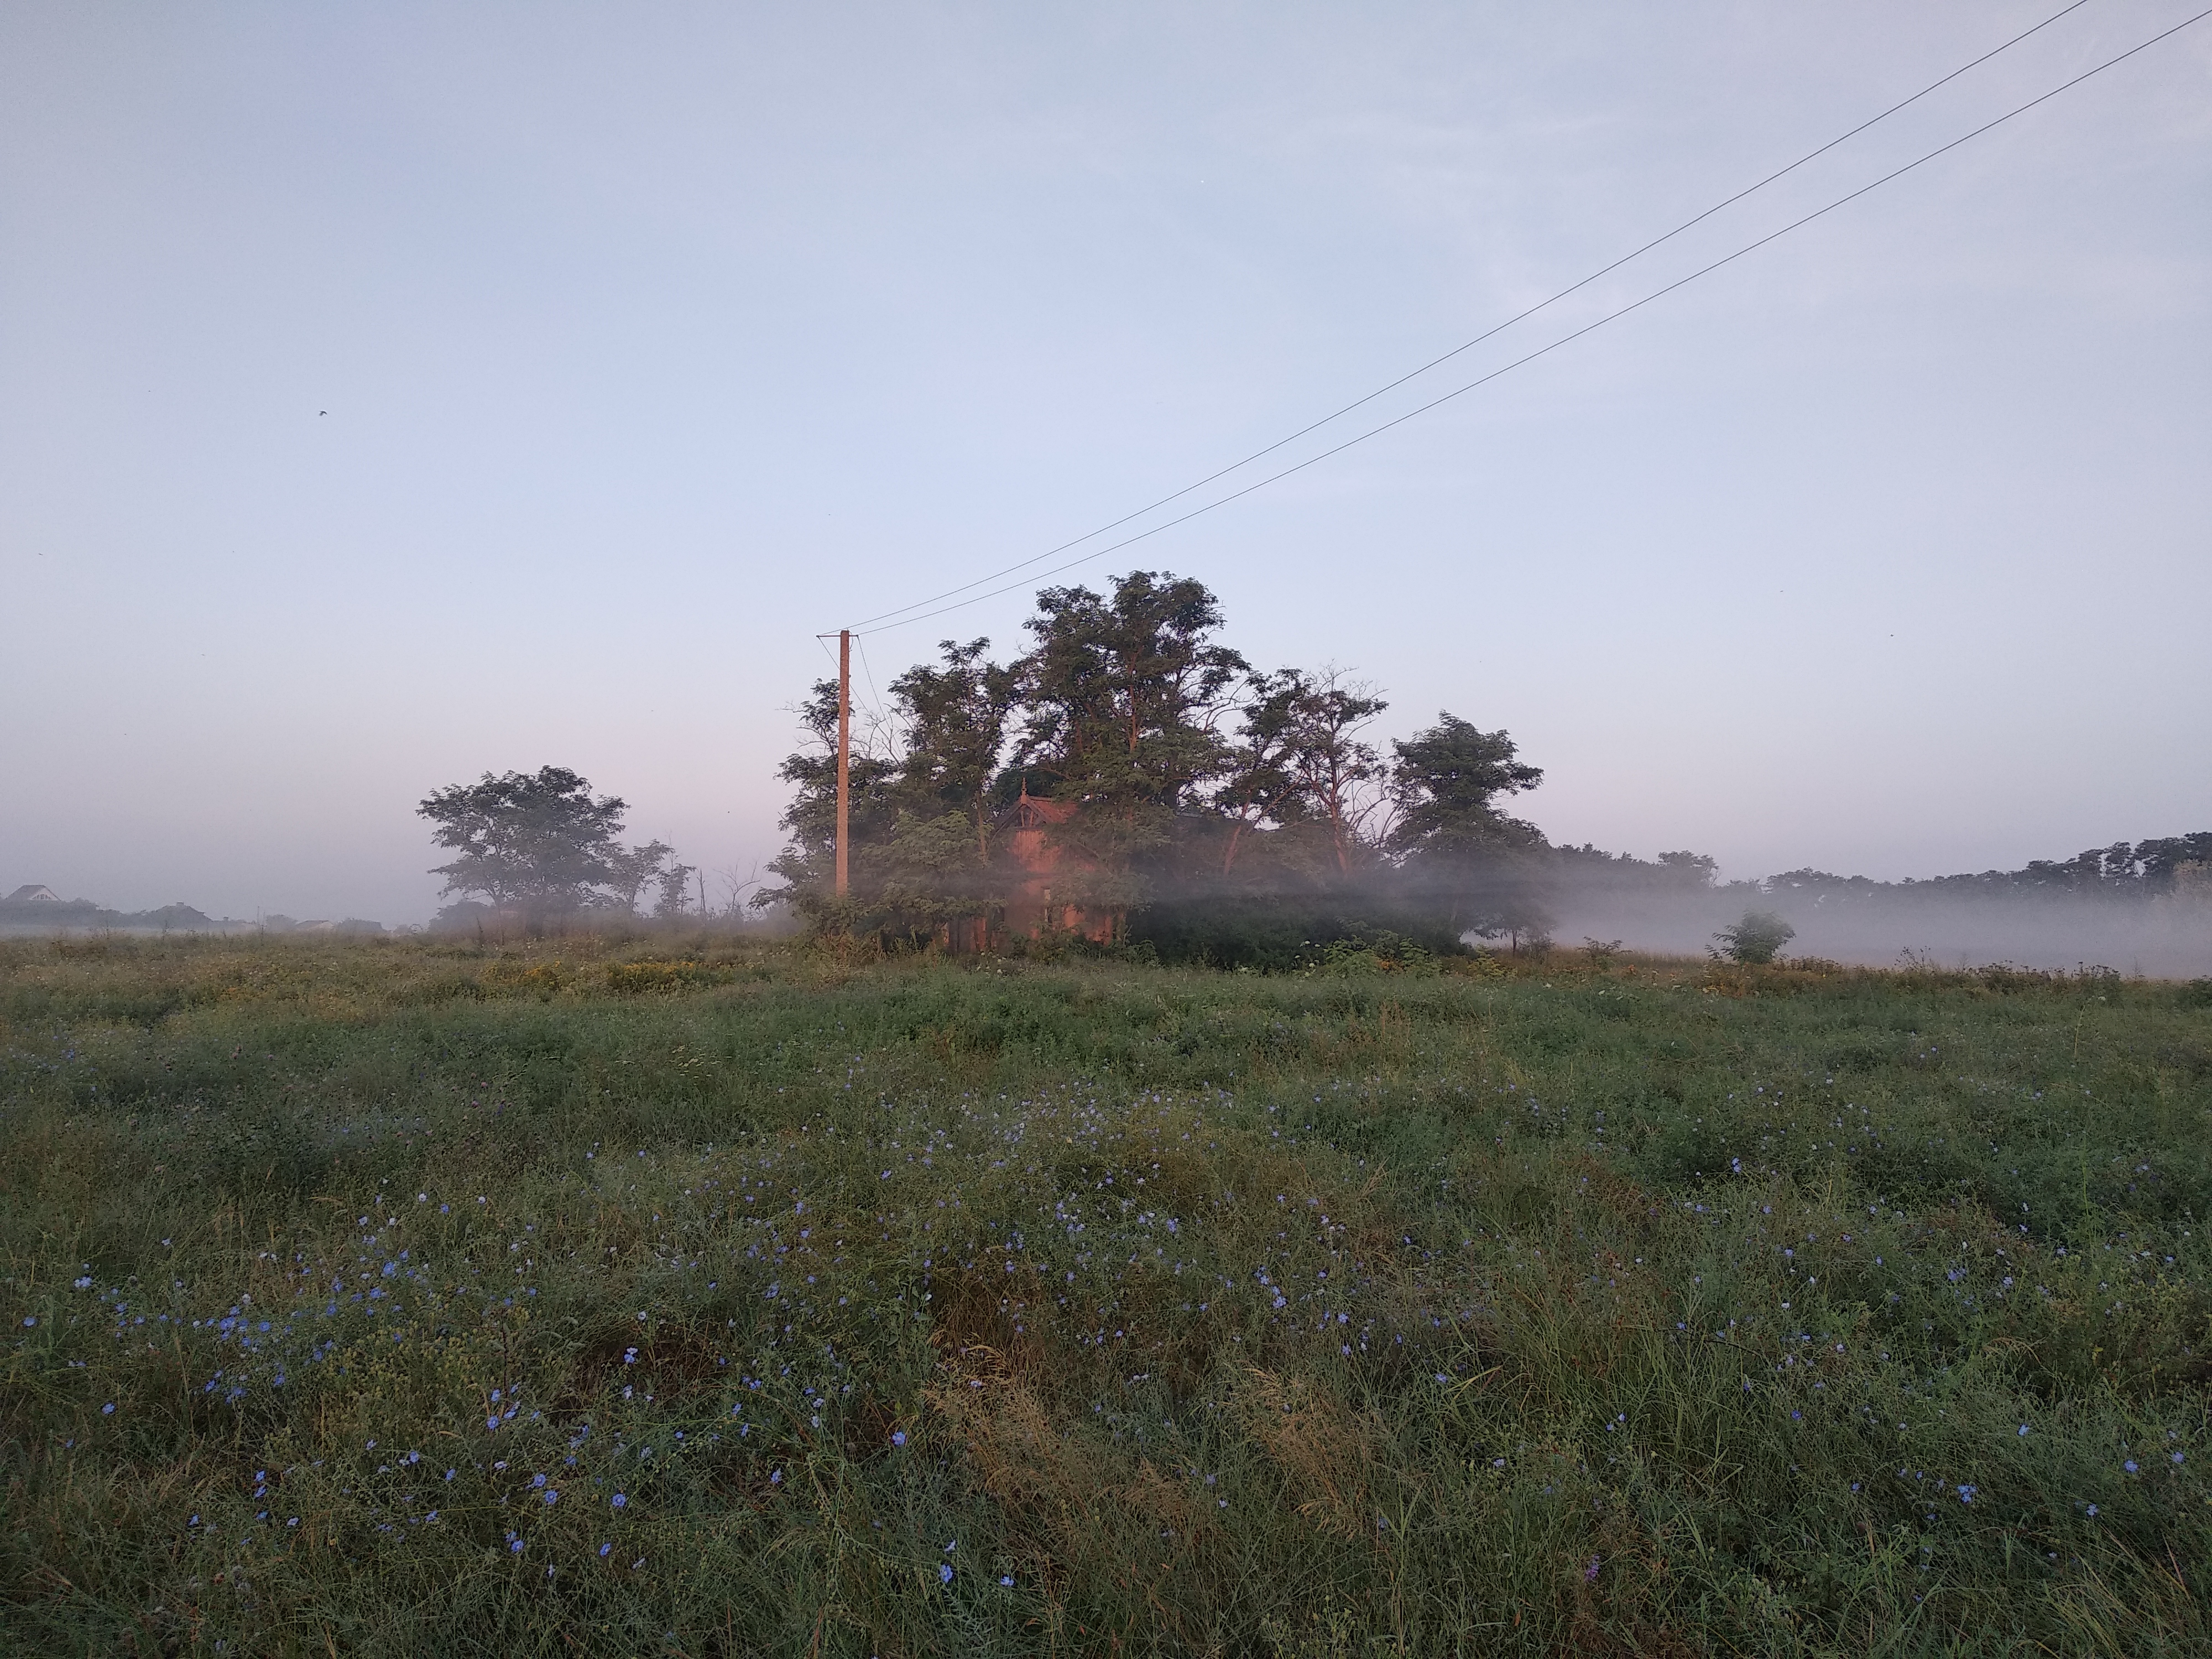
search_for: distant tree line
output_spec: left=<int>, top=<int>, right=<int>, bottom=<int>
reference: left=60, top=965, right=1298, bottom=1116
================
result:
left=1765, top=834, right=2212, bottom=908
left=0, top=893, right=222, bottom=932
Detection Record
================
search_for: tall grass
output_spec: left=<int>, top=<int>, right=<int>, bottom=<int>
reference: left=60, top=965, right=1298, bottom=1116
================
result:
left=3, top=933, right=2208, bottom=1655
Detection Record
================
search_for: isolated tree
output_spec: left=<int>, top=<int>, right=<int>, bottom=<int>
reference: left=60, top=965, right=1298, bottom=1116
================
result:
left=604, top=839, right=677, bottom=912
left=1282, top=668, right=1391, bottom=877
left=1386, top=715, right=1543, bottom=859
left=652, top=860, right=698, bottom=920
left=1386, top=715, right=1550, bottom=936
left=418, top=766, right=639, bottom=914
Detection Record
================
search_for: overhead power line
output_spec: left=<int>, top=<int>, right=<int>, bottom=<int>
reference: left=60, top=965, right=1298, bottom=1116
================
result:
left=854, top=634, right=890, bottom=733
left=847, top=0, right=2106, bottom=633
left=855, top=4, right=2211, bottom=638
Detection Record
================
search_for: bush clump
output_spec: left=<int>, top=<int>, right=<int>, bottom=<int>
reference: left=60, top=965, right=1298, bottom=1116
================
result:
left=1125, top=896, right=1468, bottom=970
left=1712, top=909, right=1797, bottom=964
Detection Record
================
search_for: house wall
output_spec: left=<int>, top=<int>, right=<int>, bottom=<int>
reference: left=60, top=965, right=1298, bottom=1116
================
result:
left=997, top=794, right=1115, bottom=945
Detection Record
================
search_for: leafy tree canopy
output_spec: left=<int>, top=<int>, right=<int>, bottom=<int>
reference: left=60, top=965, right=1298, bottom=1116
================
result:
left=418, top=766, right=679, bottom=915
left=1013, top=572, right=1247, bottom=878
left=1385, top=714, right=1545, bottom=862
left=763, top=576, right=1563, bottom=942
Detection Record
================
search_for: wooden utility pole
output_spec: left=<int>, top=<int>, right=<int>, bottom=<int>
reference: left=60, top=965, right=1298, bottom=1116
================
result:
left=835, top=628, right=851, bottom=897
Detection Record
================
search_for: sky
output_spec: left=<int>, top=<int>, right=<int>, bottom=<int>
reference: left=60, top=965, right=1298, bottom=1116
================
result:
left=3, top=1, right=2208, bottom=925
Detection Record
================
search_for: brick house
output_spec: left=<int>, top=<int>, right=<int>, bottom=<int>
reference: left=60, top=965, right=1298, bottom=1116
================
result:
left=998, top=789, right=1117, bottom=944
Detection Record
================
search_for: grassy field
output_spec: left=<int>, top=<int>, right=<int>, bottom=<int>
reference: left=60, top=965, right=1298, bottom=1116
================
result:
left=3, top=933, right=2210, bottom=1656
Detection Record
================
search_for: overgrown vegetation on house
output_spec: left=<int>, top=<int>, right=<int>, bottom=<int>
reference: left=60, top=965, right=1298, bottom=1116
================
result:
left=768, top=571, right=1634, bottom=955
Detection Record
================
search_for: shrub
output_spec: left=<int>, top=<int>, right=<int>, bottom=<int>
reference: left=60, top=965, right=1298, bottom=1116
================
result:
left=1582, top=937, right=1625, bottom=968
left=1126, top=895, right=1467, bottom=971
left=1712, top=909, right=1796, bottom=964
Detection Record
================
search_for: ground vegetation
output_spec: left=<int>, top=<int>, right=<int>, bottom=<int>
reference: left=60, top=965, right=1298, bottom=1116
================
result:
left=4, top=933, right=2209, bottom=1654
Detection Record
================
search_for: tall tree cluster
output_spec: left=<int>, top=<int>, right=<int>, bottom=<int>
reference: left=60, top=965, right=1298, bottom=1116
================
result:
left=765, top=571, right=1551, bottom=941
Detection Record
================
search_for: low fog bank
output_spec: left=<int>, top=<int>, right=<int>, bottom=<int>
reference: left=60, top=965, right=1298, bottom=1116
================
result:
left=1548, top=885, right=2212, bottom=978
left=0, top=886, right=393, bottom=938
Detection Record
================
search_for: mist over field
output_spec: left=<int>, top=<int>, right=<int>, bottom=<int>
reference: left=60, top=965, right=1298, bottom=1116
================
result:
left=1541, top=838, right=2212, bottom=977
left=7, top=843, right=2209, bottom=978
left=1549, top=880, right=2212, bottom=978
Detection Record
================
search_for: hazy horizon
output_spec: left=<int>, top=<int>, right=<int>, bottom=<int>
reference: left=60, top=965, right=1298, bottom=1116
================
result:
left=4, top=2, right=2208, bottom=927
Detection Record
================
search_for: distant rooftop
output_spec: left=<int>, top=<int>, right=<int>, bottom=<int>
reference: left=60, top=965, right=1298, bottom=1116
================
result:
left=5, top=885, right=62, bottom=904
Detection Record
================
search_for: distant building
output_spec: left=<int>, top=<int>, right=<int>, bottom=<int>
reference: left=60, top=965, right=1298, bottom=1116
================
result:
left=4, top=885, right=62, bottom=904
left=1000, top=790, right=1116, bottom=944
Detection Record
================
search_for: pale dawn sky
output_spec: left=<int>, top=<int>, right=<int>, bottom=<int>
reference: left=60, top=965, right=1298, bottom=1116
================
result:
left=3, top=2, right=2208, bottom=922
